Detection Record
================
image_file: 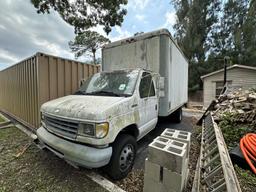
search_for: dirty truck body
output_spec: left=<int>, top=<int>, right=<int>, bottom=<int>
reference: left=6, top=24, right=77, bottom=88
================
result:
left=102, top=29, right=188, bottom=116
left=37, top=29, right=188, bottom=179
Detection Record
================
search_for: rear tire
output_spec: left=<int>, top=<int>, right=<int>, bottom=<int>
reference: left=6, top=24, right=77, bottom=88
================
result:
left=105, top=134, right=137, bottom=180
left=171, top=107, right=182, bottom=123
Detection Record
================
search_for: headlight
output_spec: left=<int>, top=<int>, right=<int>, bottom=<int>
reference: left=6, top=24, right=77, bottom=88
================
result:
left=95, top=123, right=109, bottom=138
left=78, top=123, right=95, bottom=137
left=78, top=122, right=109, bottom=138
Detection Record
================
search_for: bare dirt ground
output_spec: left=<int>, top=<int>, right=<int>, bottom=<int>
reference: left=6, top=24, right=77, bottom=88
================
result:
left=0, top=126, right=108, bottom=192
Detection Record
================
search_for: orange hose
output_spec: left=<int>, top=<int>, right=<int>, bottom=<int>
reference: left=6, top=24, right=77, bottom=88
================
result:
left=240, top=133, right=256, bottom=174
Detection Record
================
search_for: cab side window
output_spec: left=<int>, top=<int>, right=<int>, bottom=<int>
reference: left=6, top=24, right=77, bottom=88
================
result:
left=139, top=72, right=155, bottom=98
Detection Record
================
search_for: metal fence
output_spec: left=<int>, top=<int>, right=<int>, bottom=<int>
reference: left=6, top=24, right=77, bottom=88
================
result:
left=0, top=52, right=100, bottom=130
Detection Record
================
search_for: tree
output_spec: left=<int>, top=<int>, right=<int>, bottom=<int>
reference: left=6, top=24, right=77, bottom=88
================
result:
left=172, top=0, right=221, bottom=91
left=172, top=0, right=256, bottom=92
left=243, top=0, right=256, bottom=66
left=211, top=0, right=249, bottom=64
left=172, top=0, right=190, bottom=45
left=30, top=0, right=128, bottom=34
left=69, top=31, right=110, bottom=64
left=173, top=0, right=220, bottom=62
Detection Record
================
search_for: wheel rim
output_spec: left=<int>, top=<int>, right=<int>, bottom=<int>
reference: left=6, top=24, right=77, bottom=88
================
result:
left=119, top=144, right=135, bottom=172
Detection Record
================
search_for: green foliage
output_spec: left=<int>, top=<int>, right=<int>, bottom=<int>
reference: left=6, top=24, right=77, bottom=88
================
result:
left=172, top=0, right=221, bottom=62
left=172, top=0, right=221, bottom=90
left=172, top=0, right=256, bottom=91
left=69, top=31, right=110, bottom=64
left=211, top=0, right=250, bottom=64
left=194, top=126, right=202, bottom=138
left=218, top=112, right=254, bottom=148
left=243, top=0, right=256, bottom=66
left=30, top=0, right=128, bottom=34
left=235, top=165, right=256, bottom=190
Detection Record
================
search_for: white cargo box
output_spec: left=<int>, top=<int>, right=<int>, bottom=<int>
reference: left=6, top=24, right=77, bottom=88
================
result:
left=102, top=29, right=188, bottom=116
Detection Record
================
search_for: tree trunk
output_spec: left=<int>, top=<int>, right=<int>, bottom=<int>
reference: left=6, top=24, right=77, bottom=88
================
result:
left=92, top=49, right=96, bottom=65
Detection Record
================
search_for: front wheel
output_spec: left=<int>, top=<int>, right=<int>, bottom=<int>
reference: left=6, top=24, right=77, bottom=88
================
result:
left=105, top=134, right=137, bottom=180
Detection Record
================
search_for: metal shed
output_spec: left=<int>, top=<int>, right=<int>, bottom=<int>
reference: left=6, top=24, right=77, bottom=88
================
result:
left=201, top=64, right=256, bottom=108
left=0, top=52, right=100, bottom=130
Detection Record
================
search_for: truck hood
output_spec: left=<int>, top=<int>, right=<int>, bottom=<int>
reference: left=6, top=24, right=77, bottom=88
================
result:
left=41, top=95, right=126, bottom=121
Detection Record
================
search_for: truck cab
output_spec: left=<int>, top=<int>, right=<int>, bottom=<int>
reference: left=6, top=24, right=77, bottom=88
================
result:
left=37, top=68, right=159, bottom=179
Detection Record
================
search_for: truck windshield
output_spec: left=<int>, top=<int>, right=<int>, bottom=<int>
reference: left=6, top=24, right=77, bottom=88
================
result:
left=75, top=70, right=139, bottom=97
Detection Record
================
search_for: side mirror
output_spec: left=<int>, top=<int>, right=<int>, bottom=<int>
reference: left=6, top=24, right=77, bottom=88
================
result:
left=79, top=79, right=86, bottom=87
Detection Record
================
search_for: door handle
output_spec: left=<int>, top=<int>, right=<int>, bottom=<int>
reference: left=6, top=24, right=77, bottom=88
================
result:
left=155, top=104, right=158, bottom=111
left=131, top=104, right=138, bottom=108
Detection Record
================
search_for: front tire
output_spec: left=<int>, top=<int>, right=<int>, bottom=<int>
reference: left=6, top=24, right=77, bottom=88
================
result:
left=106, top=134, right=137, bottom=180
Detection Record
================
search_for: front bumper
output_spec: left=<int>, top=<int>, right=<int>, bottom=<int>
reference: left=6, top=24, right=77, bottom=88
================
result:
left=36, top=127, right=112, bottom=168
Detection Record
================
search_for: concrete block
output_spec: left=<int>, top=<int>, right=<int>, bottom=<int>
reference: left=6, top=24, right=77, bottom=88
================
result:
left=154, top=136, right=188, bottom=159
left=184, top=168, right=190, bottom=190
left=143, top=175, right=165, bottom=192
left=161, top=128, right=191, bottom=152
left=143, top=174, right=177, bottom=192
left=154, top=136, right=171, bottom=145
left=148, top=140, right=186, bottom=173
left=144, top=158, right=161, bottom=182
left=163, top=168, right=183, bottom=192
left=170, top=139, right=189, bottom=158
left=163, top=167, right=189, bottom=192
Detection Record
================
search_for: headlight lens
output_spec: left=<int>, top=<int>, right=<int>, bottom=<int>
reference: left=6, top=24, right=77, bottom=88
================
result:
left=95, top=123, right=109, bottom=138
left=78, top=122, right=109, bottom=138
left=78, top=123, right=95, bottom=136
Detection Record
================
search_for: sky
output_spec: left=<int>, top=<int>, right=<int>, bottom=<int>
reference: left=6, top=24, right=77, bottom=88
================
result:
left=0, top=0, right=176, bottom=70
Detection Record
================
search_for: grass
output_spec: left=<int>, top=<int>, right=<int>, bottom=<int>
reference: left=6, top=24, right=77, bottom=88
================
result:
left=0, top=127, right=108, bottom=192
left=235, top=165, right=256, bottom=192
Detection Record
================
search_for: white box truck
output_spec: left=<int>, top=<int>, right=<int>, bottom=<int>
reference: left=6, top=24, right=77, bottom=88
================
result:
left=36, top=29, right=188, bottom=179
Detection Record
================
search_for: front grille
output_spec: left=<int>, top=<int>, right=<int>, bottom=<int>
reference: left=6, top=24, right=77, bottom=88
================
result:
left=44, top=116, right=79, bottom=139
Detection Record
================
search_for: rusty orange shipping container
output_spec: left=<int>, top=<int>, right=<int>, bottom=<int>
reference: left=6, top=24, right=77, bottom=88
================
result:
left=0, top=52, right=100, bottom=130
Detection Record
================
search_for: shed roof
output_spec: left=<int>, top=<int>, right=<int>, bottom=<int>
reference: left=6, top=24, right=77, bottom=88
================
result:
left=201, top=64, right=256, bottom=79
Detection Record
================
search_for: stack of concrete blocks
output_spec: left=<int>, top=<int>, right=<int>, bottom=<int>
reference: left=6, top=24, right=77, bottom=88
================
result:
left=143, top=129, right=191, bottom=192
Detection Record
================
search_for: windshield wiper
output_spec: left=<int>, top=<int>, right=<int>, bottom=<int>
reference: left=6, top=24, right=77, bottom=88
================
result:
left=87, top=91, right=131, bottom=97
left=117, top=93, right=132, bottom=97
left=74, top=90, right=86, bottom=95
